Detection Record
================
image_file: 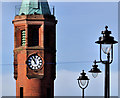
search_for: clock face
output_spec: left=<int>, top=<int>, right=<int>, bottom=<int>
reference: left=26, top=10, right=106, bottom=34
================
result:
left=26, top=54, right=43, bottom=70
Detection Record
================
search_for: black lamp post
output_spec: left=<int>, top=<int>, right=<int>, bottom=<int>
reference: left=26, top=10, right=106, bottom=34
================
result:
left=77, top=70, right=89, bottom=98
left=89, top=26, right=118, bottom=98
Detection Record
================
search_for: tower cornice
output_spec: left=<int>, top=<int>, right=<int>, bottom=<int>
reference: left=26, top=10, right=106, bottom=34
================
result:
left=12, top=15, right=57, bottom=25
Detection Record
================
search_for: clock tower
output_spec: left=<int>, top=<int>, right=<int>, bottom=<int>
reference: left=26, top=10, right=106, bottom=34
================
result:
left=12, top=0, right=57, bottom=97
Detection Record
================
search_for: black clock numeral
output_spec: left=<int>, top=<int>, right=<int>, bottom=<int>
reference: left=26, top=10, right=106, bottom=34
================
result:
left=36, top=66, right=38, bottom=69
left=39, top=60, right=42, bottom=62
left=35, top=67, right=38, bottom=70
left=36, top=67, right=38, bottom=69
left=39, top=62, right=42, bottom=65
left=37, top=66, right=39, bottom=69
left=34, top=67, right=36, bottom=69
left=30, top=66, right=33, bottom=70
left=37, top=56, right=39, bottom=59
left=29, top=57, right=32, bottom=60
left=38, top=63, right=42, bottom=66
left=38, top=59, right=41, bottom=61
left=28, top=60, right=31, bottom=62
left=30, top=65, right=32, bottom=68
left=38, top=66, right=40, bottom=68
left=35, top=55, right=38, bottom=58
left=37, top=57, right=39, bottom=59
left=38, top=63, right=41, bottom=65
left=28, top=63, right=31, bottom=65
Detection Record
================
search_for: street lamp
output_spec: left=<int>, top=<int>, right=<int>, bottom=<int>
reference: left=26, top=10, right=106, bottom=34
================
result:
left=89, top=26, right=118, bottom=98
left=89, top=60, right=101, bottom=78
left=77, top=70, right=89, bottom=98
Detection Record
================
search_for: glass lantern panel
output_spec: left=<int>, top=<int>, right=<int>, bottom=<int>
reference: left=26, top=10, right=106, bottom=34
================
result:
left=92, top=73, right=98, bottom=78
left=102, top=44, right=112, bottom=54
left=80, top=80, right=86, bottom=86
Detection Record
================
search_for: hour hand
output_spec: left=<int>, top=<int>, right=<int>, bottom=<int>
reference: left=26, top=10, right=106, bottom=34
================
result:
left=33, top=58, right=37, bottom=64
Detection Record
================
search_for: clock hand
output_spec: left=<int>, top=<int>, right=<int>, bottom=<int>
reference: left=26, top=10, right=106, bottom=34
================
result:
left=35, top=59, right=37, bottom=64
left=33, top=58, right=37, bottom=64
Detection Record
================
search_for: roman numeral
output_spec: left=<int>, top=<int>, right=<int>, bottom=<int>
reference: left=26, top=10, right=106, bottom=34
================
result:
left=32, top=66, right=34, bottom=69
left=40, top=59, right=42, bottom=61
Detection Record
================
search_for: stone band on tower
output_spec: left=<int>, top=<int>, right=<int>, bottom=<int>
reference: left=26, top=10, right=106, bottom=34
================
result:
left=12, top=0, right=57, bottom=97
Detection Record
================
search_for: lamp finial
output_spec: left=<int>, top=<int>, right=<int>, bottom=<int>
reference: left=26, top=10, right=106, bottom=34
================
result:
left=105, top=26, right=108, bottom=31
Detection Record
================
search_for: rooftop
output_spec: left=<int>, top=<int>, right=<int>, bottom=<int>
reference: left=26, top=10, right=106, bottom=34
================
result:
left=18, top=0, right=51, bottom=15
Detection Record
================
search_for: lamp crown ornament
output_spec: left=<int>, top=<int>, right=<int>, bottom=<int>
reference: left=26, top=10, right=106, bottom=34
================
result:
left=77, top=70, right=89, bottom=80
left=105, top=26, right=108, bottom=30
left=89, top=60, right=101, bottom=73
left=95, top=26, right=118, bottom=44
left=81, top=70, right=86, bottom=76
left=93, top=60, right=97, bottom=65
left=101, top=26, right=111, bottom=35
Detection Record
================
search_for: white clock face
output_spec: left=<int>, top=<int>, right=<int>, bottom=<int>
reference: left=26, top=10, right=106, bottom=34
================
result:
left=27, top=54, right=43, bottom=70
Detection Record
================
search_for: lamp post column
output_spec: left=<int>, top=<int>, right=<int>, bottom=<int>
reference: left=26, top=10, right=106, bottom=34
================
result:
left=82, top=88, right=84, bottom=98
left=104, top=53, right=110, bottom=98
left=105, top=61, right=108, bottom=98
left=107, top=53, right=110, bottom=98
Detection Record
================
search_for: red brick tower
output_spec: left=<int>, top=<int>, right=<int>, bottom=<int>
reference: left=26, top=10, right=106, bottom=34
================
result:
left=12, top=1, right=57, bottom=97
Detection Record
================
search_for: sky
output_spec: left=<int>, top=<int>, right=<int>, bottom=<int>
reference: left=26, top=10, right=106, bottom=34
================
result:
left=0, top=0, right=120, bottom=2
left=0, top=1, right=119, bottom=97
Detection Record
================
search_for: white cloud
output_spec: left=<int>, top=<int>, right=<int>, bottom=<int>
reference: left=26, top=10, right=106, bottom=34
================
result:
left=55, top=70, right=118, bottom=96
left=2, top=73, right=16, bottom=96
left=0, top=74, right=2, bottom=98
left=1, top=69, right=118, bottom=96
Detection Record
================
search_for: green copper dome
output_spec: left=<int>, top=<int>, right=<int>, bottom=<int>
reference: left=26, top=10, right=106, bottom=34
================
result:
left=19, top=0, right=51, bottom=15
